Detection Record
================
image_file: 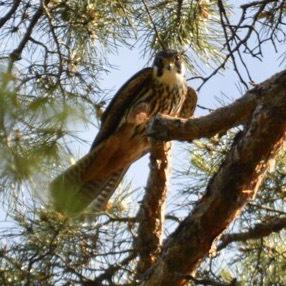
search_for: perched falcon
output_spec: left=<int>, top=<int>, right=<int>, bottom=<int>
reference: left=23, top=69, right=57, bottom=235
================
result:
left=51, top=50, right=197, bottom=216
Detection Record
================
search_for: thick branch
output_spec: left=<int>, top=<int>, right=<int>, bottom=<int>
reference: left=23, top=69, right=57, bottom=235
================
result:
left=218, top=216, right=286, bottom=251
left=135, top=140, right=171, bottom=277
left=147, top=90, right=257, bottom=142
left=141, top=70, right=286, bottom=286
left=148, top=71, right=286, bottom=143
left=134, top=87, right=196, bottom=276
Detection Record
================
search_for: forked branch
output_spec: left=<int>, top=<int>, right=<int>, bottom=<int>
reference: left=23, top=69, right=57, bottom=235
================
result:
left=142, top=70, right=286, bottom=286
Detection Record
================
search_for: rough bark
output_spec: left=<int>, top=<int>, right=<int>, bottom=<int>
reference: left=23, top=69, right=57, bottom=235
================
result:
left=141, top=70, right=286, bottom=286
left=134, top=87, right=197, bottom=278
left=135, top=140, right=171, bottom=277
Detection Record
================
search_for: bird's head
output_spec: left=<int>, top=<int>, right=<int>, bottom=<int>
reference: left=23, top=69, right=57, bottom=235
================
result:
left=153, top=50, right=185, bottom=84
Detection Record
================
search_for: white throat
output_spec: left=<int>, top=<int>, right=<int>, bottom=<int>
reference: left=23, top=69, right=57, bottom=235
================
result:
left=153, top=65, right=186, bottom=86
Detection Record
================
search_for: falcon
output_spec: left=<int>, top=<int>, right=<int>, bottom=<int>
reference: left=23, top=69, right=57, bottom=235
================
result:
left=51, top=49, right=197, bottom=216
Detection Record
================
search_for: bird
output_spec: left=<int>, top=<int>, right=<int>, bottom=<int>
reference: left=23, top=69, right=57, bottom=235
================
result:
left=50, top=49, right=197, bottom=216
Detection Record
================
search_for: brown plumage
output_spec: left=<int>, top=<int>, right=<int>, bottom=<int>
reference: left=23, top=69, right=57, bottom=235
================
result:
left=50, top=50, right=197, bottom=216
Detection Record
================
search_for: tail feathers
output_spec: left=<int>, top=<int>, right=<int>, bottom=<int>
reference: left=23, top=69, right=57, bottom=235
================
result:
left=51, top=167, right=129, bottom=216
left=87, top=167, right=129, bottom=211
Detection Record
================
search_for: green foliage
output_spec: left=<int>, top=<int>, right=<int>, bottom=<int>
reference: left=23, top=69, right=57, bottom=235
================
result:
left=50, top=0, right=136, bottom=45
left=0, top=209, right=100, bottom=285
left=171, top=131, right=236, bottom=211
left=46, top=0, right=226, bottom=74
left=0, top=70, right=88, bottom=203
left=0, top=204, right=137, bottom=285
left=137, top=0, right=225, bottom=71
left=236, top=231, right=286, bottom=285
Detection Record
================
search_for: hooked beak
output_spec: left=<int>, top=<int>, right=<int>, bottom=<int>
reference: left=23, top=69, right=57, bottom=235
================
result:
left=167, top=62, right=175, bottom=71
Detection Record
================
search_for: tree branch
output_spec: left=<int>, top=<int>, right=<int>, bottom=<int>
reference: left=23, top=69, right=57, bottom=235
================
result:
left=9, top=1, right=49, bottom=63
left=147, top=91, right=256, bottom=142
left=0, top=0, right=20, bottom=29
left=134, top=86, right=197, bottom=277
left=135, top=140, right=171, bottom=277
left=184, top=275, right=237, bottom=286
left=218, top=216, right=286, bottom=251
left=240, top=0, right=277, bottom=9
left=141, top=70, right=286, bottom=286
left=86, top=253, right=136, bottom=286
left=148, top=71, right=286, bottom=143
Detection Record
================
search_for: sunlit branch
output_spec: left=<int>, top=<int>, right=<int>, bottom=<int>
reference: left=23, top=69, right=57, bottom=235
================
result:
left=147, top=89, right=256, bottom=142
left=142, top=69, right=286, bottom=286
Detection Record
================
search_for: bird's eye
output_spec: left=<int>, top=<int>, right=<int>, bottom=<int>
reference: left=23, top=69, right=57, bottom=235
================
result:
left=155, top=57, right=163, bottom=67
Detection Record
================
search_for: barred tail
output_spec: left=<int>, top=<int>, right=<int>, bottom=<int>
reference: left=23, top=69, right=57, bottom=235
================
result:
left=51, top=131, right=149, bottom=216
left=51, top=166, right=129, bottom=216
left=87, top=167, right=129, bottom=211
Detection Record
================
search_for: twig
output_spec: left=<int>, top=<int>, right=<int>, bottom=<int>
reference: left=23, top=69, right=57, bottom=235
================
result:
left=176, top=0, right=183, bottom=24
left=241, top=0, right=276, bottom=9
left=86, top=253, right=137, bottom=286
left=218, top=216, right=286, bottom=251
left=183, top=274, right=237, bottom=286
left=9, top=1, right=49, bottom=64
left=141, top=0, right=166, bottom=50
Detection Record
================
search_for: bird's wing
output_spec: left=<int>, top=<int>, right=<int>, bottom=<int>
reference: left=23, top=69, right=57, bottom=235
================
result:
left=90, top=67, right=153, bottom=150
left=179, top=86, right=198, bottom=118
